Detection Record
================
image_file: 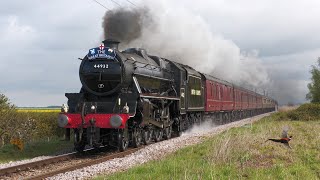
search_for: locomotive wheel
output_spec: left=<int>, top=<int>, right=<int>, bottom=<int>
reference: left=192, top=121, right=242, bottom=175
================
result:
left=163, top=126, right=172, bottom=140
left=75, top=141, right=85, bottom=152
left=74, top=129, right=86, bottom=152
left=118, top=129, right=129, bottom=152
left=153, top=128, right=163, bottom=142
left=142, top=129, right=152, bottom=145
left=93, top=142, right=102, bottom=150
left=195, top=113, right=202, bottom=126
left=132, top=128, right=142, bottom=148
left=224, top=113, right=229, bottom=123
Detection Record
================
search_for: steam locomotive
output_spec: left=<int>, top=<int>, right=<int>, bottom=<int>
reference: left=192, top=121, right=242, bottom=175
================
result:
left=58, top=39, right=276, bottom=151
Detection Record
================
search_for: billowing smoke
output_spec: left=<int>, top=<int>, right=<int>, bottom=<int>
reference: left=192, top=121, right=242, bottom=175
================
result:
left=102, top=1, right=270, bottom=90
left=102, top=8, right=152, bottom=45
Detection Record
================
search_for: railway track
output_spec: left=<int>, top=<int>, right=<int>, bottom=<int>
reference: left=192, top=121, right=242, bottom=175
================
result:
left=0, top=147, right=142, bottom=179
left=0, top=113, right=272, bottom=179
left=0, top=152, right=77, bottom=177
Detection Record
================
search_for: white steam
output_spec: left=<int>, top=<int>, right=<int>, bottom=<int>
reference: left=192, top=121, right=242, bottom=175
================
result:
left=182, top=119, right=218, bottom=136
left=123, top=0, right=270, bottom=88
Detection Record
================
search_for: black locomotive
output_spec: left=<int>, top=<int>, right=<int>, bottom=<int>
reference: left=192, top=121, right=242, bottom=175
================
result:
left=58, top=39, right=276, bottom=151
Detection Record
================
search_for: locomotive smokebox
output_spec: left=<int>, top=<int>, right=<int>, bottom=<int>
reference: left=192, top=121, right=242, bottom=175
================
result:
left=102, top=39, right=120, bottom=49
left=79, top=39, right=125, bottom=96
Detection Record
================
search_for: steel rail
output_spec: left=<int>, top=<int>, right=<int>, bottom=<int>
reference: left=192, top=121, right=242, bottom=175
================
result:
left=26, top=147, right=143, bottom=179
left=0, top=152, right=77, bottom=176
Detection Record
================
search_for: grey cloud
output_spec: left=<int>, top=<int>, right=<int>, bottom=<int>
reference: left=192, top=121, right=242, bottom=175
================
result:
left=262, top=48, right=320, bottom=104
left=0, top=1, right=105, bottom=106
left=196, top=0, right=320, bottom=57
left=0, top=0, right=317, bottom=106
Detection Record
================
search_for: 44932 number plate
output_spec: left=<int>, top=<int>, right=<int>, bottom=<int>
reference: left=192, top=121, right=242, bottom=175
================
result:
left=94, top=64, right=109, bottom=69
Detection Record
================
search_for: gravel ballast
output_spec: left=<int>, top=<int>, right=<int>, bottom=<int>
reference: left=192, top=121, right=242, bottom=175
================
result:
left=0, top=148, right=74, bottom=170
left=0, top=155, right=54, bottom=170
left=49, top=113, right=271, bottom=180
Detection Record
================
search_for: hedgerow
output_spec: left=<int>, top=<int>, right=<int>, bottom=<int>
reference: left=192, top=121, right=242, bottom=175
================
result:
left=0, top=93, right=64, bottom=148
left=287, top=103, right=320, bottom=121
left=273, top=103, right=320, bottom=121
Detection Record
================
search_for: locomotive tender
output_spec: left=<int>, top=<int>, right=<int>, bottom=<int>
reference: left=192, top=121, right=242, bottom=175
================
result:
left=58, top=39, right=276, bottom=151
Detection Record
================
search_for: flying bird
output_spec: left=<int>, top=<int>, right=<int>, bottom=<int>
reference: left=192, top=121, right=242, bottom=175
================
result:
left=267, top=126, right=292, bottom=148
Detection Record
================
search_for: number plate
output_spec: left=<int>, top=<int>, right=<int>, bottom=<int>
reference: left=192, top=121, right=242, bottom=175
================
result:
left=94, top=64, right=109, bottom=69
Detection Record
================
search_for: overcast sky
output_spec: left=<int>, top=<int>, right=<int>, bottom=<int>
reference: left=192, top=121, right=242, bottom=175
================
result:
left=1, top=0, right=319, bottom=106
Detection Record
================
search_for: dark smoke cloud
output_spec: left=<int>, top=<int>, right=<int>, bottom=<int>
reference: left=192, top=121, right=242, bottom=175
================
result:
left=102, top=8, right=152, bottom=45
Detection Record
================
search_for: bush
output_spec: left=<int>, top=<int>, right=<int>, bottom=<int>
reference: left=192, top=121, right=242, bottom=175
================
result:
left=271, top=111, right=290, bottom=121
left=0, top=93, right=64, bottom=147
left=286, top=103, right=320, bottom=121
left=0, top=94, right=25, bottom=146
left=19, top=112, right=65, bottom=140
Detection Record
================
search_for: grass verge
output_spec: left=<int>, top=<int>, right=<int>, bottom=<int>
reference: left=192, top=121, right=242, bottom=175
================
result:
left=96, top=108, right=320, bottom=179
left=0, top=137, right=73, bottom=163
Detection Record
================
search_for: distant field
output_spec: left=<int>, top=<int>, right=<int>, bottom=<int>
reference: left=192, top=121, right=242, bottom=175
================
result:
left=16, top=108, right=60, bottom=112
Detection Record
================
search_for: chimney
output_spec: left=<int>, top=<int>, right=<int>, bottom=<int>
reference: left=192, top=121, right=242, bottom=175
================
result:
left=102, top=39, right=120, bottom=49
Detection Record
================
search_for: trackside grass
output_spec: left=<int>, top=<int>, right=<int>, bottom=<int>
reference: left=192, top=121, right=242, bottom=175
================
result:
left=97, top=105, right=320, bottom=179
left=0, top=137, right=73, bottom=163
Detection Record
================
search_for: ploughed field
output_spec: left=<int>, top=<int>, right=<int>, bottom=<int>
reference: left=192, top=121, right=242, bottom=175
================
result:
left=97, top=104, right=320, bottom=180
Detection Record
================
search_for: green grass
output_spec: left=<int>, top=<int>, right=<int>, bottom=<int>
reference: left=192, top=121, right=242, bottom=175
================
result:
left=0, top=137, right=73, bottom=163
left=96, top=109, right=320, bottom=179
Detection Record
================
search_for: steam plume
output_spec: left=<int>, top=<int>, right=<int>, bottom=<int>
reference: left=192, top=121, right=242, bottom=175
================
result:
left=102, top=1, right=270, bottom=90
